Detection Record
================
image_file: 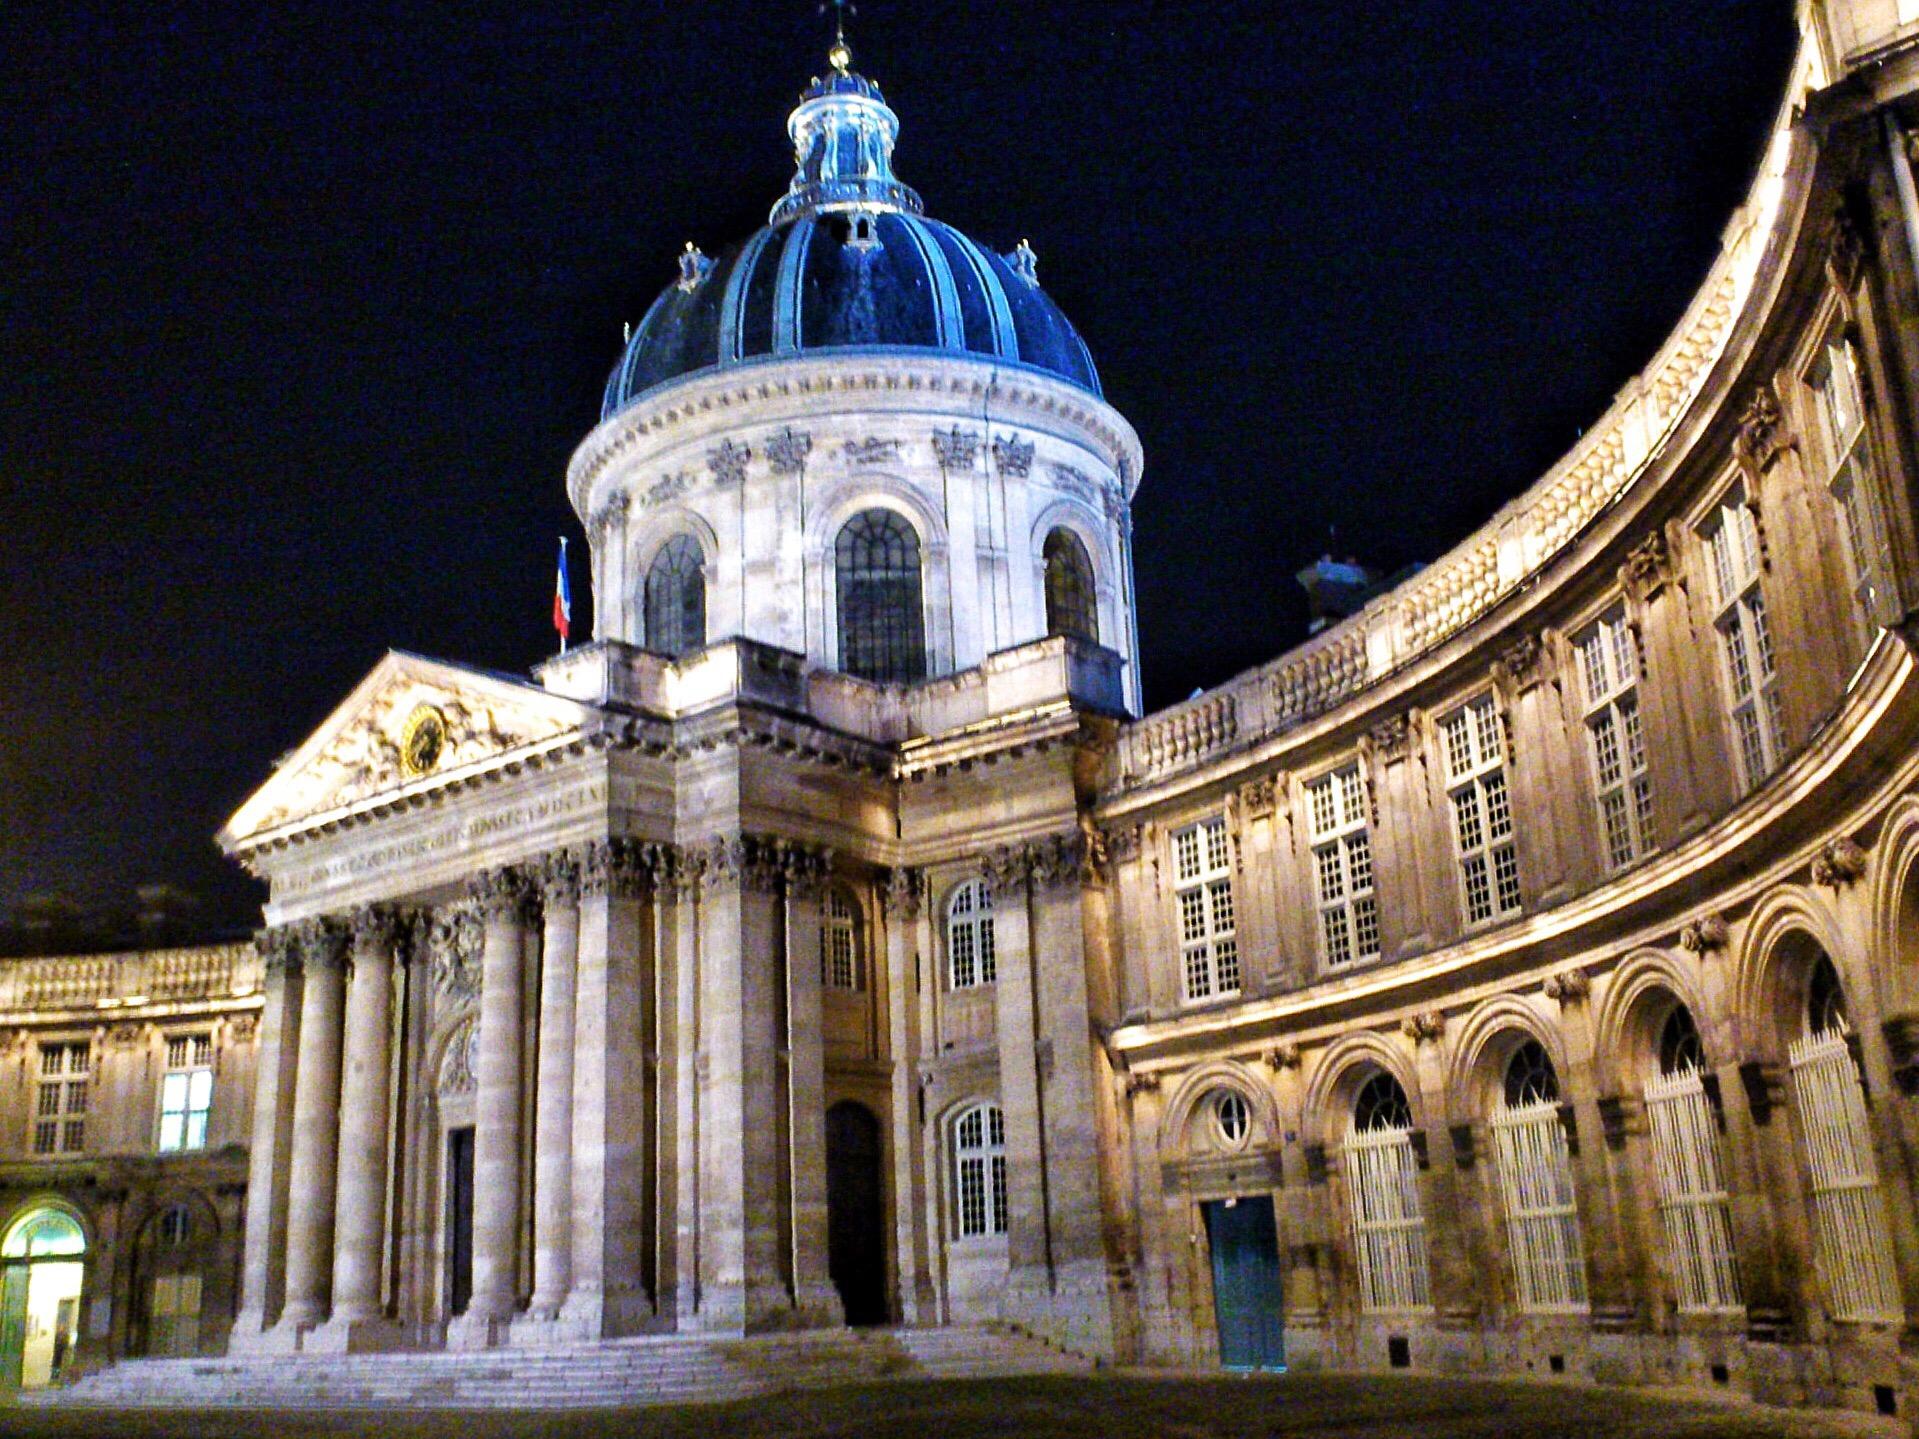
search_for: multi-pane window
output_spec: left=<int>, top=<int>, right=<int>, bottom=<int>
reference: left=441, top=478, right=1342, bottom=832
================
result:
left=1787, top=959, right=1902, bottom=1323
left=1578, top=611, right=1656, bottom=869
left=1308, top=765, right=1379, bottom=968
left=946, top=880, right=996, bottom=990
left=1702, top=488, right=1784, bottom=788
left=836, top=509, right=927, bottom=683
left=642, top=534, right=706, bottom=658
left=1042, top=528, right=1099, bottom=643
left=33, top=1043, right=89, bottom=1156
left=1812, top=338, right=1889, bottom=628
left=1643, top=1007, right=1742, bottom=1313
left=1343, top=1073, right=1432, bottom=1312
left=821, top=888, right=861, bottom=990
left=953, top=1102, right=1008, bottom=1239
left=1440, top=699, right=1521, bottom=925
left=1172, top=817, right=1239, bottom=1002
left=1490, top=1042, right=1589, bottom=1313
left=158, top=1034, right=214, bottom=1153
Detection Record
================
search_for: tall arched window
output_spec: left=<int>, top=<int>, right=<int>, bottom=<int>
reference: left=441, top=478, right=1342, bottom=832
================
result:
left=1042, top=528, right=1098, bottom=643
left=1789, top=955, right=1900, bottom=1321
left=1642, top=1001, right=1741, bottom=1312
left=643, top=535, right=706, bottom=658
left=1490, top=1040, right=1588, bottom=1313
left=946, top=880, right=995, bottom=990
left=821, top=887, right=862, bottom=991
left=1342, top=1071, right=1431, bottom=1312
left=952, top=1102, right=1007, bottom=1238
left=835, top=509, right=926, bottom=683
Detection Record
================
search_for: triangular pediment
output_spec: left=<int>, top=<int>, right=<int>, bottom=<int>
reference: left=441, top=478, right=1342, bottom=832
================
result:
left=221, top=651, right=595, bottom=848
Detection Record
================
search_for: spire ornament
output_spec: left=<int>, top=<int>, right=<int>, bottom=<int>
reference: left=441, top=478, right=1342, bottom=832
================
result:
left=771, top=10, right=922, bottom=226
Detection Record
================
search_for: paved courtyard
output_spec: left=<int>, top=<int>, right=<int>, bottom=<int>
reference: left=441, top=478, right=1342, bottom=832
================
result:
left=0, top=1374, right=1896, bottom=1439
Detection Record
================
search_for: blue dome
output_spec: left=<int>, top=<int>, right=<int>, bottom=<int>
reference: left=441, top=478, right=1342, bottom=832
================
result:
left=601, top=213, right=1102, bottom=419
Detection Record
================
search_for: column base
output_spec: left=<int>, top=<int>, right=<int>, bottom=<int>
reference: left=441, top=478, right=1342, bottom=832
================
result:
left=225, top=1309, right=276, bottom=1355
left=444, top=1307, right=515, bottom=1350
left=257, top=1316, right=318, bottom=1354
left=305, top=1314, right=404, bottom=1354
left=554, top=1287, right=658, bottom=1341
left=998, top=1258, right=1119, bottom=1360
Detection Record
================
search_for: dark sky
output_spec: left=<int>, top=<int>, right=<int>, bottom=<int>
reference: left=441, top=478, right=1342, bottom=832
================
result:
left=2, top=1, right=1799, bottom=935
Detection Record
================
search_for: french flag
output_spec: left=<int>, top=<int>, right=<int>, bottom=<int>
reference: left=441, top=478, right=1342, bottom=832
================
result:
left=553, top=536, right=572, bottom=651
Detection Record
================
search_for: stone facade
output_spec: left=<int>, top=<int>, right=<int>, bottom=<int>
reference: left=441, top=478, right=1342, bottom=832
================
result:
left=0, top=942, right=261, bottom=1383
left=202, top=1, right=1919, bottom=1425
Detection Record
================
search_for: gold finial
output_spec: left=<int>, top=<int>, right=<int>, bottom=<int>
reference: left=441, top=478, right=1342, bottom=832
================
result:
left=828, top=0, right=853, bottom=72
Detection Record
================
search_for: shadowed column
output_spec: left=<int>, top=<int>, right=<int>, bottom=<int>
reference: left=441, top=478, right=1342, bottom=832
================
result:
left=271, top=917, right=349, bottom=1345
left=309, top=905, right=404, bottom=1352
left=229, top=925, right=304, bottom=1351
left=781, top=842, right=841, bottom=1325
left=522, top=849, right=581, bottom=1331
left=449, top=866, right=531, bottom=1348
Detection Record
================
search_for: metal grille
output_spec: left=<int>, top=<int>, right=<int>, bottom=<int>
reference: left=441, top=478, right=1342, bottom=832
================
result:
left=1491, top=1097, right=1589, bottom=1312
left=836, top=509, right=926, bottom=683
left=1344, top=1123, right=1432, bottom=1312
left=643, top=534, right=706, bottom=658
left=1788, top=1027, right=1901, bottom=1323
left=1042, top=528, right=1099, bottom=643
left=946, top=880, right=995, bottom=990
left=1644, top=1067, right=1742, bottom=1312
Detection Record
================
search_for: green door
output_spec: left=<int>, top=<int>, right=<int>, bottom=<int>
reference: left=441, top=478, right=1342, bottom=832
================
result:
left=1203, top=1198, right=1285, bottom=1371
left=0, top=1263, right=28, bottom=1386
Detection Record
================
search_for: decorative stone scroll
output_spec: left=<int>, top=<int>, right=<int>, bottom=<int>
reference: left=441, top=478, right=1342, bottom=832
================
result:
left=538, top=846, right=584, bottom=905
left=991, top=433, right=1034, bottom=477
left=1237, top=773, right=1279, bottom=818
left=467, top=865, right=534, bottom=918
left=1618, top=529, right=1673, bottom=603
left=1541, top=969, right=1591, bottom=1004
left=1364, top=711, right=1415, bottom=766
left=1827, top=207, right=1865, bottom=292
left=580, top=838, right=674, bottom=899
left=842, top=437, right=903, bottom=466
left=1492, top=633, right=1544, bottom=695
left=1049, top=463, right=1099, bottom=502
left=1123, top=1070, right=1161, bottom=1098
left=777, top=840, right=832, bottom=901
left=879, top=866, right=923, bottom=920
left=1401, top=1011, right=1445, bottom=1044
left=587, top=493, right=629, bottom=545
left=930, top=427, right=981, bottom=471
left=1097, top=823, right=1142, bottom=865
left=1735, top=382, right=1794, bottom=474
left=765, top=427, right=813, bottom=476
left=255, top=925, right=303, bottom=976
left=1812, top=837, right=1868, bottom=888
left=293, top=916, right=351, bottom=973
left=1264, top=1042, right=1301, bottom=1071
left=707, top=438, right=751, bottom=488
left=428, top=907, right=482, bottom=1003
left=1678, top=913, right=1729, bottom=955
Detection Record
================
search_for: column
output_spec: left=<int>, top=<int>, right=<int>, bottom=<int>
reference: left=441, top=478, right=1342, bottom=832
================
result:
left=883, top=867, right=934, bottom=1324
left=782, top=843, right=841, bottom=1324
left=310, top=905, right=403, bottom=1352
left=561, top=840, right=653, bottom=1338
left=519, top=850, right=582, bottom=1334
left=986, top=846, right=1051, bottom=1286
left=229, top=926, right=304, bottom=1351
left=661, top=855, right=702, bottom=1323
left=270, top=917, right=349, bottom=1346
left=448, top=866, right=531, bottom=1348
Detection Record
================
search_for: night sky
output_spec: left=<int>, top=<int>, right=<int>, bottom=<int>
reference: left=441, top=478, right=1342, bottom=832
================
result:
left=2, top=2, right=1798, bottom=936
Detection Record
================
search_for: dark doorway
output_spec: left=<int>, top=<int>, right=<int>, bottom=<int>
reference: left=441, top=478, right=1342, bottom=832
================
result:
left=825, top=1100, right=887, bottom=1325
left=446, top=1126, right=474, bottom=1318
left=1203, top=1197, right=1285, bottom=1371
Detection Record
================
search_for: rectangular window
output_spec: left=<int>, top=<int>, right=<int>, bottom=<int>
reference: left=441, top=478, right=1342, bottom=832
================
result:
left=1308, top=764, right=1380, bottom=968
left=1172, top=817, right=1239, bottom=1002
left=159, top=1034, right=214, bottom=1153
left=1812, top=338, right=1889, bottom=628
left=1440, top=699, right=1521, bottom=925
left=32, top=1042, right=89, bottom=1156
left=1578, top=610, right=1656, bottom=869
left=1702, top=488, right=1784, bottom=788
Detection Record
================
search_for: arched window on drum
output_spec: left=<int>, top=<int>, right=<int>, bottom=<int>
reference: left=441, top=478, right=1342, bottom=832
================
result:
left=643, top=535, right=706, bottom=658
left=835, top=510, right=926, bottom=683
left=1488, top=1040, right=1588, bottom=1313
left=1042, top=528, right=1098, bottom=643
left=1787, top=956, right=1901, bottom=1322
left=1341, top=1072, right=1431, bottom=1313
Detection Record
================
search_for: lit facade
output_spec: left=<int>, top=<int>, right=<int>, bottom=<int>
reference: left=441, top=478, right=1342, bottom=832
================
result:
left=176, top=0, right=1919, bottom=1421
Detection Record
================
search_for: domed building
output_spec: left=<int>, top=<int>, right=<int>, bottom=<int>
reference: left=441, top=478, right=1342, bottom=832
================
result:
left=121, top=0, right=1919, bottom=1423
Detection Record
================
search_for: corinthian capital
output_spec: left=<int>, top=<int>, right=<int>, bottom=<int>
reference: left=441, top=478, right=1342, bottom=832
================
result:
left=467, top=865, right=533, bottom=918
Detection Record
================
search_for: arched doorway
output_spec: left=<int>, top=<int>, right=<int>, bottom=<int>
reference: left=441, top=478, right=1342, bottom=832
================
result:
left=0, top=1207, right=85, bottom=1388
left=825, top=1100, right=887, bottom=1325
left=131, top=1197, right=216, bottom=1357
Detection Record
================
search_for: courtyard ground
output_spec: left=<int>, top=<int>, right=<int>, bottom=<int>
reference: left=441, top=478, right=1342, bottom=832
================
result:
left=0, top=1373, right=1900, bottom=1439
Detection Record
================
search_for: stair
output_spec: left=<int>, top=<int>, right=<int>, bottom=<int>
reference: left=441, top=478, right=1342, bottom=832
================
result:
left=35, top=1324, right=1089, bottom=1410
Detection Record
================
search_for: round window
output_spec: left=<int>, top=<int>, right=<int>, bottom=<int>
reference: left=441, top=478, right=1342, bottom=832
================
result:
left=1211, top=1089, right=1250, bottom=1148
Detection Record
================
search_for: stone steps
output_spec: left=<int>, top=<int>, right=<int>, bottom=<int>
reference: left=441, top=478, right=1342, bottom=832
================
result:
left=38, top=1324, right=1088, bottom=1410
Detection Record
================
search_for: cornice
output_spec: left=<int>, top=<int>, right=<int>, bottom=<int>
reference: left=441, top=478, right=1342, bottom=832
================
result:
left=1108, top=634, right=1919, bottom=1065
left=567, top=352, right=1145, bottom=516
